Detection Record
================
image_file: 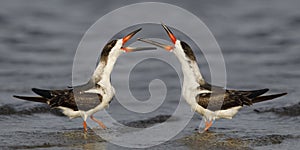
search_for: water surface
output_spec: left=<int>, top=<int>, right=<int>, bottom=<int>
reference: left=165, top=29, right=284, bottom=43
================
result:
left=1, top=0, right=299, bottom=149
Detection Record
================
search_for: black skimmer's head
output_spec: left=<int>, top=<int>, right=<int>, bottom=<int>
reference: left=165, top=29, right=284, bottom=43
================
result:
left=138, top=24, right=196, bottom=62
left=138, top=24, right=204, bottom=87
left=99, top=28, right=155, bottom=63
left=93, top=28, right=155, bottom=82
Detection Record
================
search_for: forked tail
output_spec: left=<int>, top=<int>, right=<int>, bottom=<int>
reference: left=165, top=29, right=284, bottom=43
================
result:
left=32, top=88, right=53, bottom=99
left=13, top=95, right=48, bottom=104
left=252, top=92, right=287, bottom=103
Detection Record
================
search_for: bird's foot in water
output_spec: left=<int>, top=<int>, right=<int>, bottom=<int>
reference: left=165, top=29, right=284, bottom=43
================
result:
left=198, top=120, right=213, bottom=133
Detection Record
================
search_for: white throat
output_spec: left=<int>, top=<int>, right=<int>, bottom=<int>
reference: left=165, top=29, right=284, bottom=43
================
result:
left=172, top=41, right=204, bottom=88
left=92, top=40, right=123, bottom=86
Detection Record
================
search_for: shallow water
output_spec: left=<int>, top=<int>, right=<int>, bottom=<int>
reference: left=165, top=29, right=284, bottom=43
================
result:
left=1, top=0, right=300, bottom=149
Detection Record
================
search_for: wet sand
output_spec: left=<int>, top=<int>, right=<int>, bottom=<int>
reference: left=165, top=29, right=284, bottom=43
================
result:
left=1, top=112, right=299, bottom=149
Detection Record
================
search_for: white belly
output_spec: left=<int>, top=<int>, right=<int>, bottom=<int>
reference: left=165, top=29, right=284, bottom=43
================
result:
left=182, top=86, right=242, bottom=121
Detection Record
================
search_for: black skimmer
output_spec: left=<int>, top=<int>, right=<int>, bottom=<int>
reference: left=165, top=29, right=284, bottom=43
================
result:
left=138, top=24, right=287, bottom=132
left=13, top=28, right=155, bottom=132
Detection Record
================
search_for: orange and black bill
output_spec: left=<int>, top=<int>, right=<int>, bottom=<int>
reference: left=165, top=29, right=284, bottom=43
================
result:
left=161, top=24, right=177, bottom=44
left=121, top=28, right=156, bottom=52
left=137, top=38, right=173, bottom=51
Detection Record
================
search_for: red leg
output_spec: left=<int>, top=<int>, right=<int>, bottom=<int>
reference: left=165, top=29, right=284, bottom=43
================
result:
left=90, top=115, right=107, bottom=129
left=204, top=121, right=213, bottom=131
left=83, top=121, right=88, bottom=132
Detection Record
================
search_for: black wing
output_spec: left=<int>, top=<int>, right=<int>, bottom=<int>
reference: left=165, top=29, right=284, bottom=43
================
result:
left=196, top=84, right=270, bottom=110
left=32, top=87, right=102, bottom=111
left=196, top=85, right=286, bottom=111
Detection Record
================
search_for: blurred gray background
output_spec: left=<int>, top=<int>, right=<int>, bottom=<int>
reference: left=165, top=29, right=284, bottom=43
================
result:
left=0, top=0, right=299, bottom=149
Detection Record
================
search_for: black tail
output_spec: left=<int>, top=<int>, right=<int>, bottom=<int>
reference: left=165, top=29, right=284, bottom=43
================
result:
left=252, top=92, right=287, bottom=103
left=32, top=88, right=53, bottom=99
left=13, top=95, right=48, bottom=103
left=247, top=88, right=269, bottom=99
